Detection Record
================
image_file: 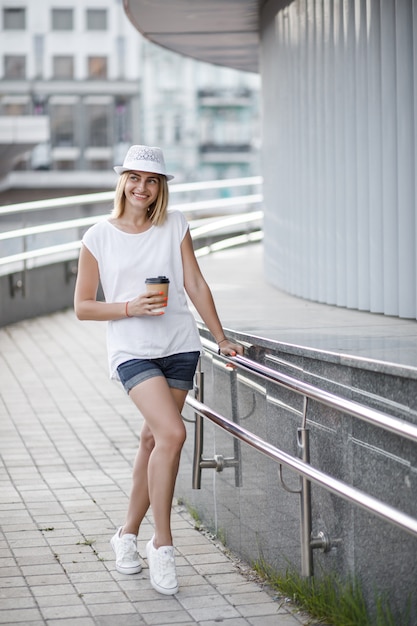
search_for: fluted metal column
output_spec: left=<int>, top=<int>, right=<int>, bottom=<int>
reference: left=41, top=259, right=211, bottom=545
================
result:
left=261, top=0, right=417, bottom=319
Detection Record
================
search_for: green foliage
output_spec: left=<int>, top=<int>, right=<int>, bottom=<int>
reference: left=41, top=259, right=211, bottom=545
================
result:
left=253, top=558, right=413, bottom=626
left=176, top=499, right=414, bottom=626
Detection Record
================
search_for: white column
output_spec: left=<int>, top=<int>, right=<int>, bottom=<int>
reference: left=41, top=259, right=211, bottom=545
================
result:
left=260, top=0, right=417, bottom=319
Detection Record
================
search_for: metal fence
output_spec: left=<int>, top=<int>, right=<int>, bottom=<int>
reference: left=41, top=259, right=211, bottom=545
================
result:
left=186, top=334, right=417, bottom=578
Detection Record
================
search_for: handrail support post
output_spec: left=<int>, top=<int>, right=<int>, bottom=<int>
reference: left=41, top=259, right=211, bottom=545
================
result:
left=192, top=361, right=204, bottom=489
left=297, top=425, right=313, bottom=577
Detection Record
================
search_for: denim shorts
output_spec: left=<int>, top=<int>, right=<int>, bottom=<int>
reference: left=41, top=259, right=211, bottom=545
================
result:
left=117, top=351, right=200, bottom=393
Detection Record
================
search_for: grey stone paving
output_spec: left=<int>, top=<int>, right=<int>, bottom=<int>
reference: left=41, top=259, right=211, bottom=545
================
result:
left=0, top=310, right=311, bottom=625
left=197, top=244, right=417, bottom=369
left=3, top=241, right=412, bottom=624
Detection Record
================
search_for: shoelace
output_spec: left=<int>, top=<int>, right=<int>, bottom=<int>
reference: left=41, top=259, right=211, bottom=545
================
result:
left=157, top=548, right=175, bottom=575
left=119, top=536, right=137, bottom=560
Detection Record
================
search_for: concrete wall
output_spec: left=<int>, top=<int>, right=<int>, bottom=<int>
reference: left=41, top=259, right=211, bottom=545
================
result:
left=0, top=259, right=78, bottom=327
left=177, top=327, right=417, bottom=621
left=260, top=0, right=417, bottom=319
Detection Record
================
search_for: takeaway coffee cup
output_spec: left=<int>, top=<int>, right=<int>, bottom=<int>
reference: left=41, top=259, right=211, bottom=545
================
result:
left=145, top=276, right=170, bottom=313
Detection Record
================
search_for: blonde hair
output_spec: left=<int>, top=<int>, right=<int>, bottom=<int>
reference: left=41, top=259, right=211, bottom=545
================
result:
left=111, top=171, right=169, bottom=226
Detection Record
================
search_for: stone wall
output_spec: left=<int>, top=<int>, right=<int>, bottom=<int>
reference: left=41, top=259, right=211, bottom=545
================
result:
left=177, top=327, right=417, bottom=620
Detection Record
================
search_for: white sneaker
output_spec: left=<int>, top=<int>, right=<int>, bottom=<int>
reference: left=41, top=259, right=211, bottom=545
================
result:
left=146, top=535, right=179, bottom=595
left=110, top=527, right=142, bottom=574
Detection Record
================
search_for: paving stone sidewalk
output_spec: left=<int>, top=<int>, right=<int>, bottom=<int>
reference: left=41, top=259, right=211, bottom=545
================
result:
left=0, top=311, right=312, bottom=626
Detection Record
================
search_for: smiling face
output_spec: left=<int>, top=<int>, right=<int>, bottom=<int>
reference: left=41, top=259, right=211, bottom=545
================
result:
left=124, top=170, right=160, bottom=212
left=112, top=169, right=169, bottom=226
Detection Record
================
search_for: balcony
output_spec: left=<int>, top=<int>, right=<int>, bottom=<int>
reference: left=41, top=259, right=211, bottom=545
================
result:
left=198, top=88, right=253, bottom=108
left=0, top=115, right=49, bottom=178
left=199, top=143, right=253, bottom=163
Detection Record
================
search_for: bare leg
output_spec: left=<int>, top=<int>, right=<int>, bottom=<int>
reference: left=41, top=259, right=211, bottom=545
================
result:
left=125, top=376, right=188, bottom=547
left=122, top=421, right=154, bottom=535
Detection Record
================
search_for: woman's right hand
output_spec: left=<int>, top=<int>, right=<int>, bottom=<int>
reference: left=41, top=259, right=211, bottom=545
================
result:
left=126, top=291, right=168, bottom=317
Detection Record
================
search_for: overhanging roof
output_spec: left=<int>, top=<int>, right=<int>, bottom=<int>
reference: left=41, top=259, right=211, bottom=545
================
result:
left=123, top=0, right=260, bottom=73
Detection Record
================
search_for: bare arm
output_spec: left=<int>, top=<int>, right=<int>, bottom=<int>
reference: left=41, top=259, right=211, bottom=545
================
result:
left=181, top=230, right=243, bottom=356
left=74, top=244, right=126, bottom=320
left=74, top=244, right=166, bottom=321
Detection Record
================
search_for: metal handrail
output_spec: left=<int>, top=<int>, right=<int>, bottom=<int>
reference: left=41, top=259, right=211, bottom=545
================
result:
left=0, top=241, right=82, bottom=267
left=0, top=215, right=100, bottom=242
left=0, top=177, right=263, bottom=274
left=0, top=210, right=263, bottom=244
left=0, top=229, right=263, bottom=268
left=0, top=175, right=262, bottom=217
left=234, top=354, right=417, bottom=443
left=200, top=337, right=417, bottom=443
left=186, top=395, right=417, bottom=538
left=186, top=337, right=417, bottom=541
left=0, top=211, right=263, bottom=270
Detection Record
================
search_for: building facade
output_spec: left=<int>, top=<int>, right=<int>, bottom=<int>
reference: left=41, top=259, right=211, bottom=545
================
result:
left=0, top=0, right=142, bottom=197
left=140, top=41, right=260, bottom=183
left=0, top=0, right=260, bottom=201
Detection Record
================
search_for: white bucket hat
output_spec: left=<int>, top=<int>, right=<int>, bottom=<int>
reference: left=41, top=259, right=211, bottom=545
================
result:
left=114, top=145, right=174, bottom=180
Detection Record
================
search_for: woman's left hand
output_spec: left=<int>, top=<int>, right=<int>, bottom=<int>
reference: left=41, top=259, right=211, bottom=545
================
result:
left=218, top=339, right=244, bottom=357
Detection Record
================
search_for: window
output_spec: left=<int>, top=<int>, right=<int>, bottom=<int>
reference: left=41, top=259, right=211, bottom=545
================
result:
left=115, top=98, right=129, bottom=143
left=89, top=159, right=111, bottom=170
left=86, top=104, right=110, bottom=146
left=3, top=7, right=25, bottom=29
left=4, top=55, right=26, bottom=79
left=52, top=8, right=73, bottom=30
left=86, top=9, right=107, bottom=30
left=155, top=114, right=164, bottom=143
left=0, top=102, right=29, bottom=116
left=53, top=56, right=74, bottom=79
left=51, top=104, right=75, bottom=147
left=2, top=103, right=25, bottom=115
left=33, top=34, right=44, bottom=79
left=32, top=97, right=46, bottom=115
left=55, top=160, right=75, bottom=171
left=88, top=56, right=107, bottom=80
left=174, top=114, right=182, bottom=143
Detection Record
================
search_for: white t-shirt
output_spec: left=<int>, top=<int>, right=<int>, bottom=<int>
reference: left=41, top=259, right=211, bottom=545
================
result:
left=82, top=210, right=202, bottom=379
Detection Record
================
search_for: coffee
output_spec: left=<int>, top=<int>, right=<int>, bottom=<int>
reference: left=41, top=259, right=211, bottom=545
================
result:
left=145, top=276, right=170, bottom=313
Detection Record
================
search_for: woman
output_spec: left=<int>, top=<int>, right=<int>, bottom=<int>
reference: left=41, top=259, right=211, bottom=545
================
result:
left=74, top=145, right=243, bottom=595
